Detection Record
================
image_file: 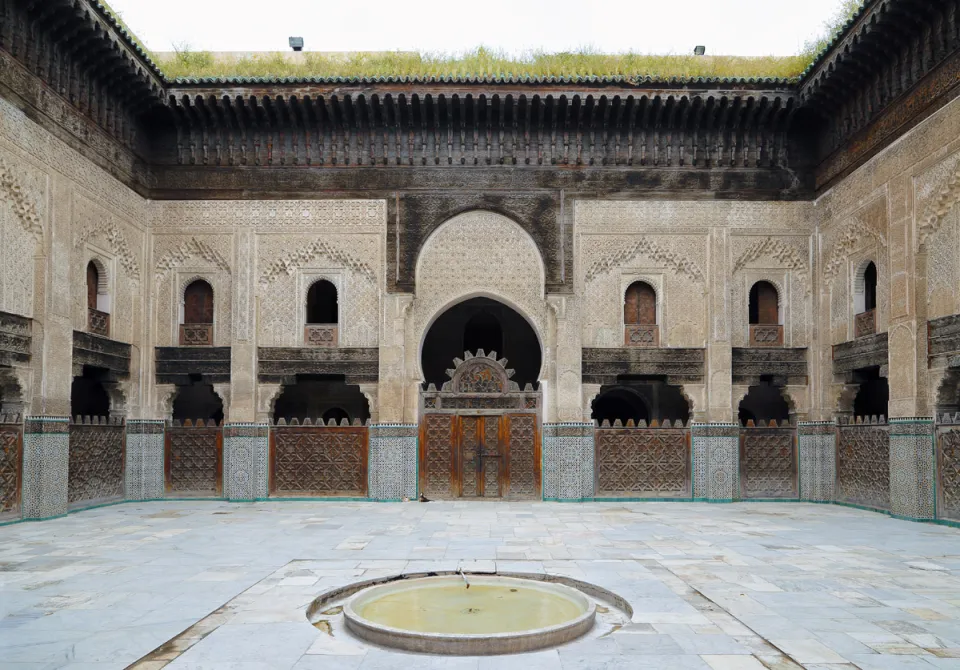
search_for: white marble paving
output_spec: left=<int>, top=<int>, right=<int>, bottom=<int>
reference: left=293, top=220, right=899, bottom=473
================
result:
left=0, top=501, right=959, bottom=669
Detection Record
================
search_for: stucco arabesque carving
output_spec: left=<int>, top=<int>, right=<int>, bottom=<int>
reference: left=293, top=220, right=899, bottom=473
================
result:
left=823, top=221, right=886, bottom=284
left=75, top=220, right=141, bottom=282
left=917, top=161, right=960, bottom=251
left=258, top=239, right=377, bottom=285
left=0, top=156, right=43, bottom=240
left=155, top=237, right=231, bottom=284
left=732, top=237, right=810, bottom=294
left=584, top=238, right=705, bottom=284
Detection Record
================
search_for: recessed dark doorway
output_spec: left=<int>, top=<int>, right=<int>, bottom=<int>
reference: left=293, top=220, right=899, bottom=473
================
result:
left=421, top=297, right=541, bottom=389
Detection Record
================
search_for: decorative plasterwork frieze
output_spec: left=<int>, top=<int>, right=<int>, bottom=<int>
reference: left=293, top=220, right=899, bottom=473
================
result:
left=918, top=161, right=960, bottom=251
left=259, top=239, right=377, bottom=285
left=0, top=157, right=43, bottom=240
left=584, top=238, right=704, bottom=283
left=155, top=237, right=231, bottom=284
left=732, top=237, right=810, bottom=292
left=74, top=220, right=141, bottom=282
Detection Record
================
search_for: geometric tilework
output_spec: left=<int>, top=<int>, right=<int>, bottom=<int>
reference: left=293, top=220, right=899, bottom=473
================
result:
left=125, top=420, right=165, bottom=502
left=222, top=424, right=269, bottom=502
left=691, top=424, right=739, bottom=501
left=798, top=422, right=837, bottom=503
left=889, top=418, right=935, bottom=521
left=368, top=424, right=418, bottom=501
left=542, top=423, right=594, bottom=501
left=21, top=416, right=70, bottom=520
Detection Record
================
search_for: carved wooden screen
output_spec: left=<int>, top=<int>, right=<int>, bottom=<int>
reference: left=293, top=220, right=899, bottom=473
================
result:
left=184, top=280, right=214, bottom=324
left=165, top=420, right=222, bottom=496
left=595, top=426, right=690, bottom=497
left=506, top=414, right=539, bottom=499
left=0, top=419, right=22, bottom=519
left=421, top=414, right=455, bottom=498
left=739, top=425, right=797, bottom=499
left=836, top=424, right=890, bottom=510
left=624, top=282, right=656, bottom=325
left=937, top=425, right=960, bottom=522
left=68, top=421, right=125, bottom=507
left=270, top=424, right=368, bottom=497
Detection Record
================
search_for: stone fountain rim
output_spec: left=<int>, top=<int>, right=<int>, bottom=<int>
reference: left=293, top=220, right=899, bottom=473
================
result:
left=344, top=574, right=596, bottom=639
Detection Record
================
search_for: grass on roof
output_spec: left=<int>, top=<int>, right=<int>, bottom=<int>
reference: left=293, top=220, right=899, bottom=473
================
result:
left=155, top=48, right=811, bottom=81
left=106, top=0, right=865, bottom=82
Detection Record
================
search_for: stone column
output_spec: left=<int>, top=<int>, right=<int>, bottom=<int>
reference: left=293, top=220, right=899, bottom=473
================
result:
left=691, top=423, right=739, bottom=501
left=367, top=424, right=418, bottom=501
left=889, top=417, right=936, bottom=521
left=797, top=421, right=836, bottom=502
left=21, top=416, right=69, bottom=520
left=542, top=423, right=594, bottom=501
left=222, top=423, right=269, bottom=502
left=124, top=419, right=165, bottom=501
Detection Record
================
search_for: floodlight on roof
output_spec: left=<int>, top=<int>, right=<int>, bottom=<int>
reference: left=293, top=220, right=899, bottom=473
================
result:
left=289, top=37, right=304, bottom=52
left=694, top=45, right=706, bottom=56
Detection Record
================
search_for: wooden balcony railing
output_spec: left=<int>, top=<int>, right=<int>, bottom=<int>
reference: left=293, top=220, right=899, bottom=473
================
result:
left=88, top=308, right=109, bottom=337
left=624, top=324, right=659, bottom=347
left=304, top=324, right=338, bottom=347
left=855, top=309, right=877, bottom=338
left=749, top=324, right=783, bottom=347
left=179, top=323, right=214, bottom=346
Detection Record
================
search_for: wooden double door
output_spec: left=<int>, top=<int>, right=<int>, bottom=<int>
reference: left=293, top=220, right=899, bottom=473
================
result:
left=420, top=413, right=540, bottom=499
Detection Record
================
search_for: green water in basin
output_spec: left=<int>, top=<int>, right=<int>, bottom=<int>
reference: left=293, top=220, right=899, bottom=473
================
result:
left=354, top=578, right=587, bottom=635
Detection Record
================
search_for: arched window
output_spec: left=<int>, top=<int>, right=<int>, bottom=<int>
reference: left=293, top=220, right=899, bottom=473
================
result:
left=624, top=281, right=657, bottom=325
left=179, top=279, right=215, bottom=345
left=864, top=262, right=877, bottom=311
left=854, top=261, right=878, bottom=338
left=183, top=280, right=214, bottom=324
left=306, top=280, right=338, bottom=324
left=748, top=281, right=782, bottom=346
left=304, top=280, right=339, bottom=347
left=623, top=281, right=658, bottom=347
left=85, top=260, right=109, bottom=337
left=749, top=281, right=779, bottom=325
left=86, top=262, right=98, bottom=311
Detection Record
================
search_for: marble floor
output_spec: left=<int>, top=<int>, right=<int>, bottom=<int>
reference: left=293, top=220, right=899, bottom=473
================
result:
left=1, top=501, right=960, bottom=670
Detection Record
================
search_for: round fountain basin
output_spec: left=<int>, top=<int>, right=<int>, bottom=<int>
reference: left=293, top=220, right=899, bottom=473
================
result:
left=343, top=575, right=596, bottom=655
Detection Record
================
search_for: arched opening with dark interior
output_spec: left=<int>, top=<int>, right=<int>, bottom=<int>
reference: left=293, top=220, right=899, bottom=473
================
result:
left=863, top=262, right=877, bottom=311
left=272, top=375, right=369, bottom=424
left=853, top=368, right=889, bottom=419
left=592, top=377, right=691, bottom=425
left=749, top=281, right=780, bottom=325
left=624, top=281, right=657, bottom=325
left=306, top=280, right=338, bottom=324
left=172, top=377, right=224, bottom=423
left=70, top=366, right=111, bottom=418
left=463, top=311, right=503, bottom=359
left=421, top=297, right=541, bottom=389
left=183, top=280, right=214, bottom=325
left=738, top=381, right=791, bottom=426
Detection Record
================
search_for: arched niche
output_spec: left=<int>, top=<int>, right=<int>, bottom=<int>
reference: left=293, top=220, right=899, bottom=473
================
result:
left=420, top=297, right=542, bottom=389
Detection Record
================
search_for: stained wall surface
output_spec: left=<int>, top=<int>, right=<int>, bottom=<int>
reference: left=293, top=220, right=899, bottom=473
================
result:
left=2, top=87, right=960, bottom=425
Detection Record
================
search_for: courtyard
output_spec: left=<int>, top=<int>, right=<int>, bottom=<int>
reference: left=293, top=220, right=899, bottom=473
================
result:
left=0, top=502, right=958, bottom=669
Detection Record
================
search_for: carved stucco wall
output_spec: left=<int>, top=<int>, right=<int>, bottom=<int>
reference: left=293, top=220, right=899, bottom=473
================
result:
left=403, top=210, right=561, bottom=422
left=815, top=93, right=960, bottom=418
left=0, top=95, right=150, bottom=416
left=574, top=200, right=815, bottom=421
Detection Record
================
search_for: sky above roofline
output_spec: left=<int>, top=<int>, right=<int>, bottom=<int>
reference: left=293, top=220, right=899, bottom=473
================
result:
left=105, top=0, right=846, bottom=59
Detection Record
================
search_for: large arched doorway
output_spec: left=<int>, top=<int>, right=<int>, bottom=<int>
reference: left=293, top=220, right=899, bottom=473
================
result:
left=418, top=297, right=543, bottom=500
left=420, top=297, right=541, bottom=389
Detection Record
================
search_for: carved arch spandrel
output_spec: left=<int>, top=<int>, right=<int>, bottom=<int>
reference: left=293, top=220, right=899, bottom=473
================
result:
left=917, top=156, right=960, bottom=252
